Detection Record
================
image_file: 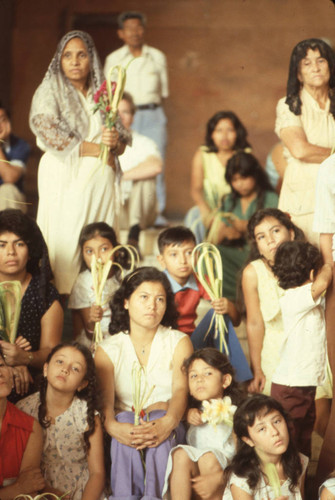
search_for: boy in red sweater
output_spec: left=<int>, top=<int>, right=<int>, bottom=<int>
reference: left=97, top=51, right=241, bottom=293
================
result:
left=157, top=226, right=251, bottom=382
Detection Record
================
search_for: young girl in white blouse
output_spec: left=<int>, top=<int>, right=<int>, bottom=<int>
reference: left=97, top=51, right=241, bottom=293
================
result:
left=224, top=394, right=307, bottom=500
left=69, top=222, right=128, bottom=346
left=17, top=342, right=105, bottom=500
left=162, top=348, right=245, bottom=500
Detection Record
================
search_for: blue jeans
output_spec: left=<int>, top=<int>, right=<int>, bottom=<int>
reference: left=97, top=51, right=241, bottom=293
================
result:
left=191, top=310, right=252, bottom=382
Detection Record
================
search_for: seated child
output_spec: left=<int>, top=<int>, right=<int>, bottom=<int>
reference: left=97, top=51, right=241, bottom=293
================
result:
left=68, top=222, right=127, bottom=347
left=272, top=240, right=331, bottom=457
left=157, top=226, right=252, bottom=382
left=17, top=342, right=106, bottom=500
left=224, top=394, right=307, bottom=499
left=162, top=348, right=245, bottom=500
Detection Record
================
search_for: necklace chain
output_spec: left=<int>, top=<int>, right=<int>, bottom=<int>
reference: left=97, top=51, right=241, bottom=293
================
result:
left=131, top=338, right=153, bottom=355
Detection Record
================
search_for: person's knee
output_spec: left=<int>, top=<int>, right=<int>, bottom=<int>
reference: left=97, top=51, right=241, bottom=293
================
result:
left=198, top=452, right=221, bottom=472
left=171, top=447, right=191, bottom=468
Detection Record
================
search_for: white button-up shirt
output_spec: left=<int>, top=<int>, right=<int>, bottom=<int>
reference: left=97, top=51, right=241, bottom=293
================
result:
left=104, top=44, right=168, bottom=106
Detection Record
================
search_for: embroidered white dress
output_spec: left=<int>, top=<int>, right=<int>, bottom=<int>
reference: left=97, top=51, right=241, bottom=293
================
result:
left=17, top=392, right=106, bottom=500
left=162, top=420, right=235, bottom=499
left=36, top=90, right=118, bottom=294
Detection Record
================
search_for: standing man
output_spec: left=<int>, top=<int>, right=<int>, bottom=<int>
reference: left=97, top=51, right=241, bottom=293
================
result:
left=104, top=11, right=169, bottom=226
left=0, top=103, right=30, bottom=212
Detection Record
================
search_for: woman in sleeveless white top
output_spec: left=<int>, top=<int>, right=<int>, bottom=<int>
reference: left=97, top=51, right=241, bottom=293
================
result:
left=95, top=267, right=193, bottom=499
left=275, top=38, right=335, bottom=246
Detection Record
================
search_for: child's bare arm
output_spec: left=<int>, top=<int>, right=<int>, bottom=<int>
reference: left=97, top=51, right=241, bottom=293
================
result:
left=186, top=408, right=203, bottom=426
left=79, top=306, right=104, bottom=334
left=82, top=416, right=105, bottom=500
left=191, top=469, right=225, bottom=499
left=320, top=486, right=335, bottom=499
left=242, top=264, right=266, bottom=393
left=311, top=263, right=333, bottom=302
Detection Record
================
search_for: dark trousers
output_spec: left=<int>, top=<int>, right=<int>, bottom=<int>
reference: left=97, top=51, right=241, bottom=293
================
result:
left=271, top=382, right=316, bottom=458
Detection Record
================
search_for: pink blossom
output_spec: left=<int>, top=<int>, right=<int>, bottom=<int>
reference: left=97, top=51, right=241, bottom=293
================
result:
left=93, top=90, right=101, bottom=103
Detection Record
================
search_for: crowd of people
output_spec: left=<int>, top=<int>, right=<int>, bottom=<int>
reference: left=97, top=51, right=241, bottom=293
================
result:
left=1, top=9, right=335, bottom=500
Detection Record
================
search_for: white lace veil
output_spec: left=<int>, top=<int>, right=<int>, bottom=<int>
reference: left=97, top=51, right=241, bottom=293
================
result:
left=29, top=30, right=130, bottom=155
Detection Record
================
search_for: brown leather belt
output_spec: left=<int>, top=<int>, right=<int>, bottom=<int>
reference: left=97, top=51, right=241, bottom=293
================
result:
left=137, top=103, right=160, bottom=110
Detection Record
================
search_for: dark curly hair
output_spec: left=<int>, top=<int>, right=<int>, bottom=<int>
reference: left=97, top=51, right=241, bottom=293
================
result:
left=204, top=111, right=251, bottom=153
left=109, top=266, right=179, bottom=334
left=236, top=208, right=305, bottom=315
left=226, top=394, right=302, bottom=492
left=246, top=208, right=305, bottom=262
left=273, top=240, right=322, bottom=289
left=38, top=342, right=100, bottom=451
left=0, top=209, right=53, bottom=305
left=183, top=348, right=245, bottom=409
left=285, top=38, right=335, bottom=119
left=224, top=152, right=274, bottom=211
left=78, top=221, right=131, bottom=280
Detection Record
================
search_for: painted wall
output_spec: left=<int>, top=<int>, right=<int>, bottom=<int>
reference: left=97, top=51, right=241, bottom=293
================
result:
left=6, top=0, right=335, bottom=217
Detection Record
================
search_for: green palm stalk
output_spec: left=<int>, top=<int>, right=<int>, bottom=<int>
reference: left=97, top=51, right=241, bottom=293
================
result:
left=99, top=65, right=127, bottom=168
left=131, top=361, right=155, bottom=475
left=132, top=362, right=155, bottom=426
left=191, top=243, right=229, bottom=354
left=90, top=245, right=139, bottom=346
left=264, top=462, right=282, bottom=497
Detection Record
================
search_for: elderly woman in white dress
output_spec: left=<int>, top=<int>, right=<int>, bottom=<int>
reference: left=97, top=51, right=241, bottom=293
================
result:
left=30, top=30, right=130, bottom=295
left=276, top=38, right=335, bottom=246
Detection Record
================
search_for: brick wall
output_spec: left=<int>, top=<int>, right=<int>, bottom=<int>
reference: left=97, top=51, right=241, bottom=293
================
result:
left=5, top=0, right=335, bottom=217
